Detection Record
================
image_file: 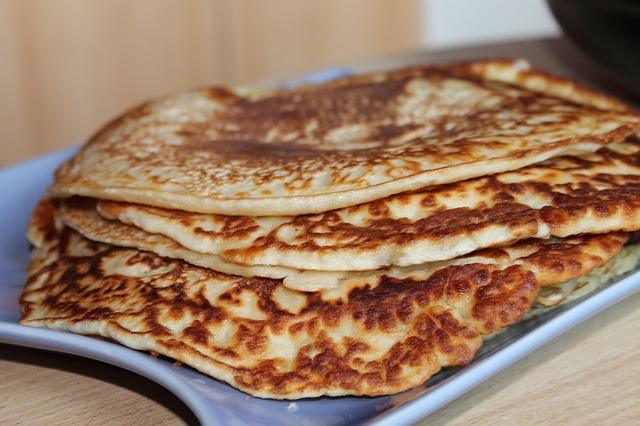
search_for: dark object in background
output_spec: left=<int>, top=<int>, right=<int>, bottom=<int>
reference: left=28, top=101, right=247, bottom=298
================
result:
left=548, top=0, right=640, bottom=98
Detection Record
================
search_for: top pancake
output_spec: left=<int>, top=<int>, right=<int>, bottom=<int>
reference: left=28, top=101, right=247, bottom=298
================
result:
left=51, top=59, right=639, bottom=216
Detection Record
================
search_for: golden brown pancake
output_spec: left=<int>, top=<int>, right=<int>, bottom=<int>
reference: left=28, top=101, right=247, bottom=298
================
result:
left=51, top=60, right=639, bottom=216
left=92, top=140, right=640, bottom=275
left=535, top=242, right=640, bottom=309
left=20, top=199, right=628, bottom=398
left=60, top=197, right=628, bottom=291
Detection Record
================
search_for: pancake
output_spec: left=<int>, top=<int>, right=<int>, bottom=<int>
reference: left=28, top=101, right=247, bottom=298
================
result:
left=535, top=242, right=640, bottom=309
left=21, top=199, right=629, bottom=398
left=60, top=197, right=627, bottom=291
left=96, top=140, right=640, bottom=273
left=59, top=197, right=348, bottom=291
left=51, top=60, right=639, bottom=216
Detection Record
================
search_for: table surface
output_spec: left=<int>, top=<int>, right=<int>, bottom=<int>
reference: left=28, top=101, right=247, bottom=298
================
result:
left=2, top=38, right=639, bottom=425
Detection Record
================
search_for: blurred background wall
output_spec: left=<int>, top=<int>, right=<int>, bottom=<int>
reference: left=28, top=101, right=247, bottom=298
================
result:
left=0, top=0, right=558, bottom=166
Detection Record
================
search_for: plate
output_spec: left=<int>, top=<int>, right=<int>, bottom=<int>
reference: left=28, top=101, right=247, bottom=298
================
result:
left=3, top=82, right=640, bottom=426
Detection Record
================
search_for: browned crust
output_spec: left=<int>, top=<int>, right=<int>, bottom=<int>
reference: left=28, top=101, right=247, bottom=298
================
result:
left=219, top=142, right=640, bottom=269
left=50, top=59, right=640, bottom=216
left=20, top=200, right=541, bottom=398
left=488, top=233, right=628, bottom=287
left=20, top=199, right=629, bottom=398
left=278, top=58, right=635, bottom=113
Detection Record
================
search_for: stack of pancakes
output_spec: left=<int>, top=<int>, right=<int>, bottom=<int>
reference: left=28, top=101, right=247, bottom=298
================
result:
left=20, top=59, right=640, bottom=399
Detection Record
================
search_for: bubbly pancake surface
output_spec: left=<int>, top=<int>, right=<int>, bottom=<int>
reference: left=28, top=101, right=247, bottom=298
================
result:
left=21, top=199, right=627, bottom=398
left=61, top=197, right=627, bottom=291
left=95, top=140, right=640, bottom=272
left=51, top=60, right=639, bottom=216
left=60, top=197, right=349, bottom=291
left=535, top=242, right=640, bottom=309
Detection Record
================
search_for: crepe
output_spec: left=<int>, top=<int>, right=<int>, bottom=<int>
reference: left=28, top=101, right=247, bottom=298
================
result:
left=20, top=199, right=628, bottom=398
left=535, top=242, right=640, bottom=308
left=59, top=197, right=345, bottom=291
left=50, top=60, right=639, bottom=216
left=93, top=140, right=640, bottom=275
left=60, top=197, right=627, bottom=292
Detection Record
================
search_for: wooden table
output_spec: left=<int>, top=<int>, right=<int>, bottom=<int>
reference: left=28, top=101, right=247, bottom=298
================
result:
left=2, top=38, right=639, bottom=425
